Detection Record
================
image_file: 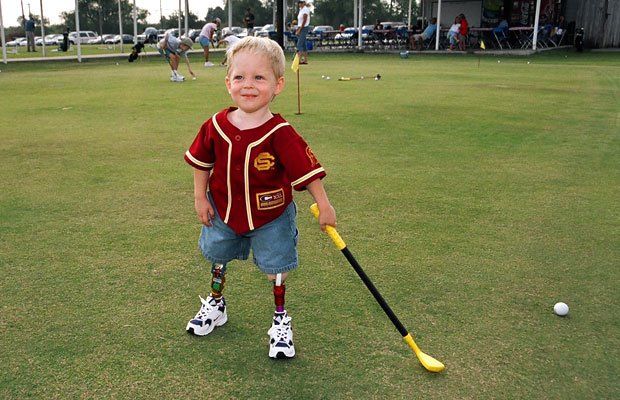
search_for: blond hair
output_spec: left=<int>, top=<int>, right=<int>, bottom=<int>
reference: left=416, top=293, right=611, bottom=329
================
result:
left=226, top=36, right=285, bottom=79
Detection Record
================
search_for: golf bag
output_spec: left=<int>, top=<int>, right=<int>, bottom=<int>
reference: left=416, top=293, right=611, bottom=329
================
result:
left=59, top=31, right=69, bottom=52
left=128, top=42, right=145, bottom=62
left=574, top=27, right=584, bottom=52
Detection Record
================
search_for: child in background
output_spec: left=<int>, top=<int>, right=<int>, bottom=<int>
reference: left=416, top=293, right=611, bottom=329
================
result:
left=184, top=36, right=337, bottom=359
left=447, top=15, right=461, bottom=51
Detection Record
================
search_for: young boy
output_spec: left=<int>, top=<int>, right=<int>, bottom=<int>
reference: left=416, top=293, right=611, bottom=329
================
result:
left=183, top=36, right=336, bottom=359
left=157, top=34, right=195, bottom=82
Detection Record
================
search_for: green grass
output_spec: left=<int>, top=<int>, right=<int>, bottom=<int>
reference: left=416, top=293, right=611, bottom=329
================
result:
left=2, top=43, right=210, bottom=59
left=1, top=50, right=618, bottom=399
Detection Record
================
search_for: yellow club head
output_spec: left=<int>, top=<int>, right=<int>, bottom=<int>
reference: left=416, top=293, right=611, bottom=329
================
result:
left=417, top=351, right=445, bottom=373
left=403, top=333, right=445, bottom=372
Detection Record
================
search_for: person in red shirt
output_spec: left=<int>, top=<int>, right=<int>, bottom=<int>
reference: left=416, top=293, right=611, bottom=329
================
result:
left=184, top=36, right=336, bottom=359
left=458, top=13, right=469, bottom=50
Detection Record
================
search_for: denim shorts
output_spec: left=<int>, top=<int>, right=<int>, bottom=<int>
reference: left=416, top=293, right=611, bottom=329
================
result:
left=198, top=201, right=299, bottom=275
left=296, top=27, right=309, bottom=52
left=199, top=36, right=212, bottom=48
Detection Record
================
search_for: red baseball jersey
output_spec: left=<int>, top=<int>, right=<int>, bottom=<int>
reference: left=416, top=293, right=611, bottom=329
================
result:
left=185, top=108, right=326, bottom=234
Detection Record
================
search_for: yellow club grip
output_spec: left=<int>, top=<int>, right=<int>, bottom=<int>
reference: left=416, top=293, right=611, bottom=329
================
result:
left=309, top=203, right=346, bottom=250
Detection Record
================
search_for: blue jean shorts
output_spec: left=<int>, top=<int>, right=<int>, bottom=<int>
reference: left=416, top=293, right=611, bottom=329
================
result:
left=198, top=201, right=299, bottom=274
left=296, top=27, right=309, bottom=52
left=199, top=36, right=212, bottom=48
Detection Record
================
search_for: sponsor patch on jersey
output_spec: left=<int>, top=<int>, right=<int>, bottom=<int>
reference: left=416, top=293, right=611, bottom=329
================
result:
left=254, top=152, right=275, bottom=171
left=256, top=188, right=285, bottom=210
left=306, top=146, right=318, bottom=166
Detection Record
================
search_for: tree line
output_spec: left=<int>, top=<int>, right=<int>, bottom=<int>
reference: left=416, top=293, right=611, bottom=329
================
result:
left=3, top=0, right=420, bottom=40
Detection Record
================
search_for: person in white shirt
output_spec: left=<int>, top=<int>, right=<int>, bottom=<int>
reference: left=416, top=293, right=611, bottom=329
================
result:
left=199, top=17, right=221, bottom=67
left=217, top=33, right=241, bottom=66
left=295, top=1, right=311, bottom=64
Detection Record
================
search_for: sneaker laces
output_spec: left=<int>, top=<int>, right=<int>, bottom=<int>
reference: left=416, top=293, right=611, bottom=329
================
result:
left=194, top=296, right=218, bottom=320
left=269, top=314, right=293, bottom=343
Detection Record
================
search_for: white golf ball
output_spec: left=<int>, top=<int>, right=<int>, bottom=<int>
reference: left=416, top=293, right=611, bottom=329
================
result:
left=116, top=62, right=119, bottom=65
left=192, top=77, right=197, bottom=80
left=497, top=60, right=501, bottom=63
left=321, top=75, right=325, bottom=78
left=527, top=61, right=531, bottom=64
left=326, top=76, right=330, bottom=80
left=553, top=302, right=569, bottom=316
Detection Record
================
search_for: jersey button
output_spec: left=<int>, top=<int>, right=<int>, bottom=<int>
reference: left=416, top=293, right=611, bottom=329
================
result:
left=235, top=135, right=241, bottom=141
left=235, top=165, right=241, bottom=171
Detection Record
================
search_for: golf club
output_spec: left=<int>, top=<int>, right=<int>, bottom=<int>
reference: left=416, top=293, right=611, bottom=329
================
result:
left=338, top=74, right=381, bottom=81
left=310, top=203, right=445, bottom=373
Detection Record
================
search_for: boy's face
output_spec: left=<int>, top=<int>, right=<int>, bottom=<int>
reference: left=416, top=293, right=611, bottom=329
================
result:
left=225, top=50, right=285, bottom=115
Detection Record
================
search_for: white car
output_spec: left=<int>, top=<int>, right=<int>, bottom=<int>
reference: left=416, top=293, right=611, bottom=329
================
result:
left=69, top=31, right=98, bottom=45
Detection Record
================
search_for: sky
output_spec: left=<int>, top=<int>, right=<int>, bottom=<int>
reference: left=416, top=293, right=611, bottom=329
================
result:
left=0, top=0, right=224, bottom=27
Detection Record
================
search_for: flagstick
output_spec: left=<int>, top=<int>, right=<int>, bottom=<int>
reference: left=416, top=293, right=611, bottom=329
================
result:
left=295, top=67, right=302, bottom=115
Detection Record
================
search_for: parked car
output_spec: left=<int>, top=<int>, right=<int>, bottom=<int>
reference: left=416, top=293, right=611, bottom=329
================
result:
left=6, top=37, right=27, bottom=46
left=105, top=34, right=134, bottom=44
left=69, top=31, right=98, bottom=44
left=136, top=27, right=159, bottom=43
left=36, top=34, right=60, bottom=46
left=222, top=26, right=248, bottom=39
left=254, top=24, right=275, bottom=39
left=312, top=25, right=334, bottom=34
left=159, top=28, right=184, bottom=40
left=379, top=21, right=407, bottom=30
left=187, top=29, right=201, bottom=41
left=88, top=34, right=115, bottom=44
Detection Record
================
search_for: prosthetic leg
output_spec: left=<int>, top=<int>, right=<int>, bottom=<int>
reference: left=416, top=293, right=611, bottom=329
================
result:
left=186, top=263, right=228, bottom=336
left=268, top=273, right=295, bottom=359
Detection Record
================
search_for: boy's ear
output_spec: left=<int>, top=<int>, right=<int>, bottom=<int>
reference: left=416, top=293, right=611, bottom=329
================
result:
left=274, top=76, right=285, bottom=95
left=225, top=75, right=232, bottom=93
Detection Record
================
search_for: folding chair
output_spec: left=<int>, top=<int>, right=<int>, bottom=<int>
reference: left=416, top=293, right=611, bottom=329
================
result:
left=494, top=28, right=511, bottom=49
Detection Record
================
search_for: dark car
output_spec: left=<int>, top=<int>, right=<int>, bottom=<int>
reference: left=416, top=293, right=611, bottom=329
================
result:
left=105, top=34, right=134, bottom=44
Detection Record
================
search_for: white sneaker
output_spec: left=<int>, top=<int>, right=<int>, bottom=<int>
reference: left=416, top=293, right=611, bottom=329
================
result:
left=204, top=61, right=214, bottom=67
left=170, top=75, right=185, bottom=82
left=186, top=295, right=227, bottom=336
left=267, top=311, right=295, bottom=359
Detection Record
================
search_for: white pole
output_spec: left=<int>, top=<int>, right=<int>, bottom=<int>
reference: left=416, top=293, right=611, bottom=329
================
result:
left=407, top=0, right=412, bottom=28
left=353, top=0, right=357, bottom=28
left=40, top=0, right=45, bottom=56
left=228, top=0, right=232, bottom=28
left=532, top=0, right=541, bottom=51
left=178, top=0, right=181, bottom=36
left=0, top=0, right=7, bottom=64
left=133, top=0, right=137, bottom=44
left=118, top=0, right=123, bottom=53
left=357, top=0, right=362, bottom=49
left=282, top=0, right=286, bottom=33
left=184, top=0, right=188, bottom=37
left=75, top=0, right=81, bottom=62
left=435, top=0, right=441, bottom=50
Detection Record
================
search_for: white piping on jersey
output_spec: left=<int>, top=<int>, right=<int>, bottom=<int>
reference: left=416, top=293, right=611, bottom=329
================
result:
left=291, top=167, right=325, bottom=188
left=185, top=151, right=214, bottom=169
left=244, top=122, right=290, bottom=230
left=211, top=114, right=233, bottom=223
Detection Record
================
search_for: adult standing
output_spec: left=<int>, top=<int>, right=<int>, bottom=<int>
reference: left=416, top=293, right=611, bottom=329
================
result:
left=199, top=17, right=221, bottom=67
left=25, top=15, right=36, bottom=52
left=244, top=8, right=255, bottom=36
left=295, top=1, right=311, bottom=65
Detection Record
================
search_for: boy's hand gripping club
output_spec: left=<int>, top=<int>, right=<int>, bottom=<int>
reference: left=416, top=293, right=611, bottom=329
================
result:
left=310, top=203, right=445, bottom=373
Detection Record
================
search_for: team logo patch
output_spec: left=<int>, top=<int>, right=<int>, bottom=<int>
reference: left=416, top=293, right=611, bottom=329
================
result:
left=306, top=146, right=318, bottom=166
left=254, top=152, right=275, bottom=171
left=256, top=189, right=285, bottom=210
